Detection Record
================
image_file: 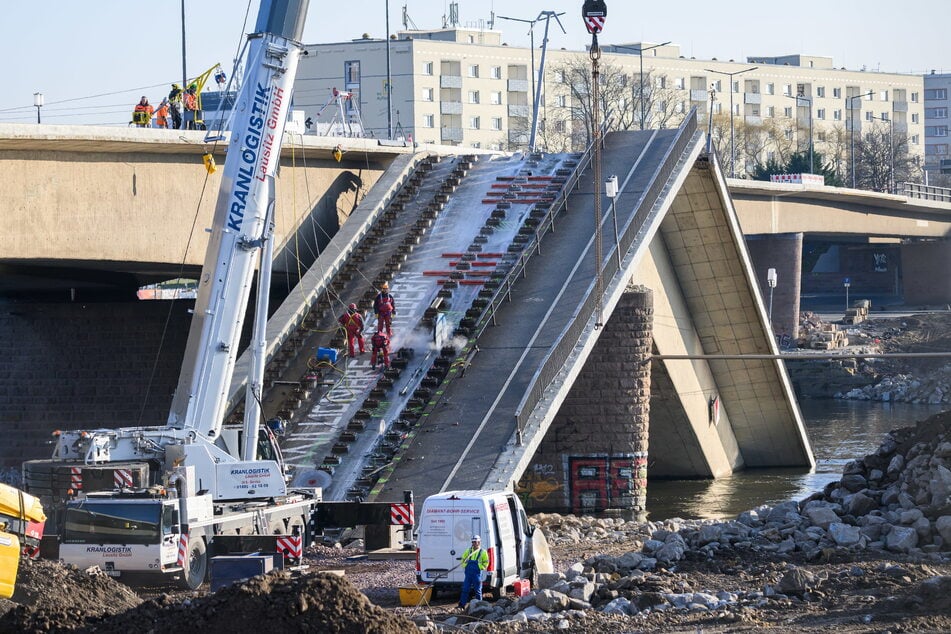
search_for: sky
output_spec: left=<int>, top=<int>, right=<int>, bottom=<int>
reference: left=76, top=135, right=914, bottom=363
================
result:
left=1, top=0, right=948, bottom=126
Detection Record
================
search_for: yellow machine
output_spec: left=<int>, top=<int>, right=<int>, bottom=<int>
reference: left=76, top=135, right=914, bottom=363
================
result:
left=185, top=63, right=226, bottom=130
left=0, top=483, right=47, bottom=598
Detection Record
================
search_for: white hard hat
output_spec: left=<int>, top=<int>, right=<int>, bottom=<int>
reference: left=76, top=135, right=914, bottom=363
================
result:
left=471, top=535, right=481, bottom=541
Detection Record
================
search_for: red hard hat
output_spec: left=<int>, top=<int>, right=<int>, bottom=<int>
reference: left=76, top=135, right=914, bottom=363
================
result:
left=348, top=303, right=357, bottom=311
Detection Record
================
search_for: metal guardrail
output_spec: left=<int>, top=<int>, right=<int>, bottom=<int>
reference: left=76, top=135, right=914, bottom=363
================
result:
left=512, top=113, right=700, bottom=435
left=903, top=182, right=951, bottom=203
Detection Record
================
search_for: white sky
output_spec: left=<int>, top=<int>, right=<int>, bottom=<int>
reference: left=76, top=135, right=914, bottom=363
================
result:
left=1, top=0, right=948, bottom=126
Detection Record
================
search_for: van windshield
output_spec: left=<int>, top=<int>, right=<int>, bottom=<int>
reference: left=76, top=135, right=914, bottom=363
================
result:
left=63, top=501, right=161, bottom=545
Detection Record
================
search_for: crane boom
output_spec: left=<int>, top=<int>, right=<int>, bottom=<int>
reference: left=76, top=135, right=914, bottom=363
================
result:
left=167, top=0, right=308, bottom=439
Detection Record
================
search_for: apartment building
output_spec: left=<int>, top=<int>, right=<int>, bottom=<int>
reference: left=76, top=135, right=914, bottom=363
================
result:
left=295, top=28, right=925, bottom=175
left=923, top=72, right=951, bottom=181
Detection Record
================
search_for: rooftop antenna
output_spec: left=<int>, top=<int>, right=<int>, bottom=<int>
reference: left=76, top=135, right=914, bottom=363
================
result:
left=402, top=4, right=418, bottom=30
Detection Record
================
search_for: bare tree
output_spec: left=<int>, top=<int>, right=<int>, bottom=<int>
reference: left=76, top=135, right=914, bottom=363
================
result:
left=854, top=122, right=920, bottom=193
left=817, top=123, right=850, bottom=184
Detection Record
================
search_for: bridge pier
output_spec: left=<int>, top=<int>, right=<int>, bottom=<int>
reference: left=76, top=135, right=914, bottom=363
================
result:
left=901, top=239, right=951, bottom=305
left=745, top=233, right=803, bottom=347
left=518, top=286, right=653, bottom=517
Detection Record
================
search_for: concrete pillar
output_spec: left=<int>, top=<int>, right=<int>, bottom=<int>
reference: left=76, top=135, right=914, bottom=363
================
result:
left=901, top=239, right=951, bottom=305
left=518, top=286, right=652, bottom=517
left=745, top=233, right=802, bottom=347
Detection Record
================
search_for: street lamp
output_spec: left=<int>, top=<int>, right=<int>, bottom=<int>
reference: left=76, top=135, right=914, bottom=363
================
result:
left=784, top=93, right=813, bottom=173
left=870, top=113, right=895, bottom=193
left=33, top=92, right=43, bottom=124
left=608, top=41, right=671, bottom=129
left=605, top=174, right=621, bottom=269
left=766, top=268, right=777, bottom=323
left=848, top=91, right=874, bottom=189
left=705, top=66, right=757, bottom=178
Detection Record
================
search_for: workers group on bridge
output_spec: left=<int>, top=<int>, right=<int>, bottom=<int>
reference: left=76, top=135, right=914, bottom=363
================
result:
left=132, top=82, right=200, bottom=129
left=338, top=282, right=397, bottom=369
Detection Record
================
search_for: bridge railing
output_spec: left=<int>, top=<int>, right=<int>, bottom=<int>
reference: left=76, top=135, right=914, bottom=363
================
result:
left=513, top=112, right=700, bottom=436
left=903, top=182, right=951, bottom=203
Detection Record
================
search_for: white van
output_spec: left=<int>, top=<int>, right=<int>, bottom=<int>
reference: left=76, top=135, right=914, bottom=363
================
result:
left=416, top=490, right=551, bottom=598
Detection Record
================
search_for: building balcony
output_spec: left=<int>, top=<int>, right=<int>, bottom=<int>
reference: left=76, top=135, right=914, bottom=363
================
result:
left=745, top=115, right=762, bottom=126
left=507, top=79, right=530, bottom=92
left=440, top=101, right=463, bottom=115
left=744, top=93, right=762, bottom=105
left=440, top=75, right=463, bottom=89
left=508, top=130, right=529, bottom=144
left=441, top=127, right=463, bottom=142
left=893, top=101, right=908, bottom=113
left=690, top=89, right=708, bottom=102
left=508, top=104, right=530, bottom=118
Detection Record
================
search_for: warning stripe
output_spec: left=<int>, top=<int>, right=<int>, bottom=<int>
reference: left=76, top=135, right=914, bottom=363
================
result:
left=276, top=535, right=303, bottom=561
left=177, top=533, right=189, bottom=568
left=390, top=502, right=414, bottom=525
left=70, top=467, right=83, bottom=491
left=114, top=468, right=133, bottom=489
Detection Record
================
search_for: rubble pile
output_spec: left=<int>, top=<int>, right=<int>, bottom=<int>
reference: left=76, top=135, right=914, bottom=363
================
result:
left=837, top=364, right=951, bottom=404
left=451, top=411, right=951, bottom=626
left=798, top=312, right=853, bottom=350
left=0, top=558, right=142, bottom=630
left=842, top=300, right=870, bottom=326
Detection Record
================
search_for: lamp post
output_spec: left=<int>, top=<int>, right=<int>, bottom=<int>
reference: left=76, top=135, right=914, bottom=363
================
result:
left=609, top=42, right=671, bottom=129
left=766, top=268, right=777, bottom=323
left=784, top=93, right=813, bottom=173
left=605, top=174, right=621, bottom=269
left=33, top=92, right=43, bottom=124
left=848, top=91, right=874, bottom=189
left=705, top=66, right=757, bottom=178
left=870, top=113, right=895, bottom=193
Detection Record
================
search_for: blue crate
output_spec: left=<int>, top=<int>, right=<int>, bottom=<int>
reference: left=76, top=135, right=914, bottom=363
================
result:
left=316, top=347, right=338, bottom=363
left=209, top=554, right=274, bottom=592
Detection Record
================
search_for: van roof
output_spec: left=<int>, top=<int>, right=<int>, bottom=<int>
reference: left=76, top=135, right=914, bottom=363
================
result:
left=424, top=490, right=509, bottom=502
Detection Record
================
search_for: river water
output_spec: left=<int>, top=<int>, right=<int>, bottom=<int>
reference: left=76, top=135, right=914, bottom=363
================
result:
left=647, top=399, right=948, bottom=521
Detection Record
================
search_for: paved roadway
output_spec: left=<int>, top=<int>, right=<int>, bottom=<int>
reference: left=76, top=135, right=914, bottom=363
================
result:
left=377, top=130, right=683, bottom=500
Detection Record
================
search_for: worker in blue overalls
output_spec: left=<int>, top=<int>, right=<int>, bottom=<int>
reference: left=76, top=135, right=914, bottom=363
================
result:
left=458, top=535, right=489, bottom=609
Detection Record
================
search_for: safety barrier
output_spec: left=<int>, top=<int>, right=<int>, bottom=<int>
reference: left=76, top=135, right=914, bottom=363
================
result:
left=903, top=182, right=951, bottom=203
left=512, top=112, right=700, bottom=435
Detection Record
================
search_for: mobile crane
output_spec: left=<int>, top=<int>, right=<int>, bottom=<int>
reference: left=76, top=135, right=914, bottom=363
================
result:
left=23, top=0, right=314, bottom=589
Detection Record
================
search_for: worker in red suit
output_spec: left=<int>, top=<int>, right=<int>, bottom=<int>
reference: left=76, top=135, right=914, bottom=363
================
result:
left=337, top=303, right=365, bottom=357
left=373, top=281, right=396, bottom=335
left=371, top=329, right=390, bottom=369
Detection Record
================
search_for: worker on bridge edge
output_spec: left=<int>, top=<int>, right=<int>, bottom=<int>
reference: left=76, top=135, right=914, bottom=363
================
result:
left=370, top=329, right=390, bottom=369
left=373, top=281, right=396, bottom=336
left=458, top=535, right=489, bottom=609
left=338, top=303, right=365, bottom=357
left=154, top=99, right=170, bottom=129
left=183, top=83, right=199, bottom=130
left=132, top=97, right=153, bottom=127
left=168, top=83, right=184, bottom=129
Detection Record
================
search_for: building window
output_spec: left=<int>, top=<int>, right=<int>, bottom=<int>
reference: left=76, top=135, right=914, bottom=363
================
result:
left=925, top=88, right=948, bottom=100
left=796, top=83, right=806, bottom=97
left=713, top=79, right=722, bottom=92
left=491, top=117, right=502, bottom=130
left=784, top=128, right=793, bottom=140
left=468, top=64, right=480, bottom=78
left=675, top=77, right=685, bottom=89
left=733, top=102, right=740, bottom=115
left=817, top=131, right=827, bottom=142
left=468, top=35, right=475, bottom=44
left=881, top=112, right=889, bottom=121
left=817, top=108, right=826, bottom=120
left=912, top=113, right=920, bottom=123
left=713, top=102, right=722, bottom=114
left=784, top=106, right=793, bottom=118
left=925, top=126, right=949, bottom=136
left=832, top=87, right=842, bottom=98
left=833, top=109, right=842, bottom=120
left=422, top=87, right=434, bottom=102
left=865, top=111, right=873, bottom=121
left=423, top=114, right=434, bottom=128
left=345, top=60, right=360, bottom=84
left=491, top=66, right=502, bottom=79
left=912, top=134, right=920, bottom=144
left=657, top=76, right=667, bottom=89
left=422, top=61, right=434, bottom=75
left=675, top=101, right=685, bottom=113
left=816, top=86, right=826, bottom=98
left=766, top=105, right=775, bottom=117
left=880, top=91, right=889, bottom=101
left=468, top=90, right=480, bottom=104
left=865, top=91, right=873, bottom=101
left=469, top=116, right=480, bottom=129
left=490, top=91, right=502, bottom=105
left=557, top=94, right=568, bottom=107
left=471, top=141, right=480, bottom=148
left=766, top=83, right=775, bottom=95
left=767, top=151, right=776, bottom=162
left=783, top=84, right=792, bottom=96
left=926, top=107, right=949, bottom=118
left=930, top=144, right=949, bottom=155
left=911, top=91, right=919, bottom=102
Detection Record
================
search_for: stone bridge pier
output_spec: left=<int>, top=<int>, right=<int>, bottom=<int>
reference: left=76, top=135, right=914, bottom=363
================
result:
left=519, top=286, right=653, bottom=517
